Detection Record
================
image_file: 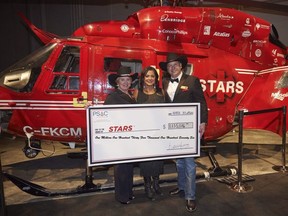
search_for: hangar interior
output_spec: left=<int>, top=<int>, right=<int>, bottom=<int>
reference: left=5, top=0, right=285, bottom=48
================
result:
left=1, top=1, right=288, bottom=215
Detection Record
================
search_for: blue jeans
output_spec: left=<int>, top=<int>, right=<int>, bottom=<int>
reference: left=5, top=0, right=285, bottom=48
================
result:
left=176, top=157, right=196, bottom=200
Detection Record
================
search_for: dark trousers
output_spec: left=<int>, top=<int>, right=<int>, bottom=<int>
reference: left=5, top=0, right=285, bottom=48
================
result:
left=114, top=163, right=134, bottom=203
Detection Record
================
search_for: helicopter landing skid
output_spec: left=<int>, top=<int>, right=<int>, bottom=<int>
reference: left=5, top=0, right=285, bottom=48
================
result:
left=3, top=145, right=236, bottom=197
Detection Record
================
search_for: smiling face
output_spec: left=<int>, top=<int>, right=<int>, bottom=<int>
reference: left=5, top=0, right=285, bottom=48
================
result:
left=116, top=76, right=132, bottom=92
left=167, top=61, right=182, bottom=78
left=144, top=70, right=156, bottom=87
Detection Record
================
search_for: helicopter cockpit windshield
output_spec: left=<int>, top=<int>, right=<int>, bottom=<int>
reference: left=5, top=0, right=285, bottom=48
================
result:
left=0, top=43, right=56, bottom=92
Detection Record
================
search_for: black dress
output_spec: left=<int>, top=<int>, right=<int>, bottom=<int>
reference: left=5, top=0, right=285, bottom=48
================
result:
left=137, top=90, right=165, bottom=177
left=104, top=89, right=136, bottom=203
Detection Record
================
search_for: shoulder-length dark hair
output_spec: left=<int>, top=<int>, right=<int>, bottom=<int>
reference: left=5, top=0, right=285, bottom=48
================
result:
left=139, top=66, right=162, bottom=93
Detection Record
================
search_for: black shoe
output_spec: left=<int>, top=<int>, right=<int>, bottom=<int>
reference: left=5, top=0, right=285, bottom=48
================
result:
left=119, top=200, right=131, bottom=205
left=186, top=200, right=196, bottom=212
left=145, top=188, right=155, bottom=200
left=154, top=187, right=163, bottom=196
left=129, top=195, right=135, bottom=200
left=169, top=188, right=185, bottom=197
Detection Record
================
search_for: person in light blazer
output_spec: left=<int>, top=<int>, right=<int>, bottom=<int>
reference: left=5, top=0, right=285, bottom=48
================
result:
left=159, top=53, right=208, bottom=212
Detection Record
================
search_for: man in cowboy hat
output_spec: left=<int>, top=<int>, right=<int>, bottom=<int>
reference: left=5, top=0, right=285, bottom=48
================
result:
left=160, top=53, right=208, bottom=212
left=104, top=66, right=138, bottom=204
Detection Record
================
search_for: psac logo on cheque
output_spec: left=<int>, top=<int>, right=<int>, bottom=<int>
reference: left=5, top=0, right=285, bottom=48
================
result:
left=93, top=110, right=109, bottom=118
left=109, top=125, right=133, bottom=132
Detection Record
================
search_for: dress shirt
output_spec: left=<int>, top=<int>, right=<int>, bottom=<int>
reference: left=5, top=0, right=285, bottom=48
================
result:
left=167, top=73, right=182, bottom=101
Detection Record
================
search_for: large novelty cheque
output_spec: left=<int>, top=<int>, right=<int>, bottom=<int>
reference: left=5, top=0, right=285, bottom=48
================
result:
left=87, top=103, right=200, bottom=166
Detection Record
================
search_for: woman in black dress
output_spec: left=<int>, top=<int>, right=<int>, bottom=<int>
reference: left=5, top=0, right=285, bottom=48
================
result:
left=105, top=66, right=138, bottom=204
left=133, top=66, right=165, bottom=200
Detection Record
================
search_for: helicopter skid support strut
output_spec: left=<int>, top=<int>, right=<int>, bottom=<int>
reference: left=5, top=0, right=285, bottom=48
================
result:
left=196, top=145, right=238, bottom=180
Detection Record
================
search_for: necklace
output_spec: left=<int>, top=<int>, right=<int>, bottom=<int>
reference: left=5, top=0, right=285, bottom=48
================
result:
left=143, top=88, right=156, bottom=95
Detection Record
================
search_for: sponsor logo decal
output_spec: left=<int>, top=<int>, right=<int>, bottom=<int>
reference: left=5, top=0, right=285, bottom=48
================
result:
left=245, top=18, right=251, bottom=26
left=256, top=23, right=270, bottom=30
left=271, top=92, right=288, bottom=101
left=213, top=32, right=230, bottom=37
left=217, top=13, right=234, bottom=20
left=255, top=49, right=262, bottom=57
left=120, top=24, right=129, bottom=32
left=203, top=25, right=211, bottom=35
left=253, top=40, right=267, bottom=47
left=160, top=14, right=186, bottom=23
left=161, top=29, right=188, bottom=35
left=242, top=30, right=251, bottom=38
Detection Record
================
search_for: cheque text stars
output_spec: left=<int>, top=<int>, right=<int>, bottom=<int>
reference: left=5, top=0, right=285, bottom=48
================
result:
left=108, top=125, right=133, bottom=132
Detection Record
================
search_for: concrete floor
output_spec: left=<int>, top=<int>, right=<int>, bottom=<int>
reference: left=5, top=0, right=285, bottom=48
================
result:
left=1, top=129, right=287, bottom=215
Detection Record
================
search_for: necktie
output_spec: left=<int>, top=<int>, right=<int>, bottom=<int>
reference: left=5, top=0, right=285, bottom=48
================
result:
left=170, top=78, right=179, bottom=83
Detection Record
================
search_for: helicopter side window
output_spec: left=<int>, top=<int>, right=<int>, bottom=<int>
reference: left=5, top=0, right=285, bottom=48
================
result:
left=69, top=76, right=80, bottom=90
left=184, top=64, right=193, bottom=75
left=104, top=57, right=142, bottom=89
left=50, top=75, right=67, bottom=89
left=54, top=46, right=80, bottom=73
left=48, top=46, right=80, bottom=94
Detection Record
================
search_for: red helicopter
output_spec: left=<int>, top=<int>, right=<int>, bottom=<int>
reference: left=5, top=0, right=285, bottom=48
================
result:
left=0, top=5, right=287, bottom=159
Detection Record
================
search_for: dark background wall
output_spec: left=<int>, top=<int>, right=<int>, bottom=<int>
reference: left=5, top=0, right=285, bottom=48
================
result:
left=0, top=0, right=287, bottom=72
left=0, top=0, right=144, bottom=72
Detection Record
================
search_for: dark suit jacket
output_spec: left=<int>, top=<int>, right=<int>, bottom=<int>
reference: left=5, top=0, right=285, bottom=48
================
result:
left=163, top=73, right=208, bottom=123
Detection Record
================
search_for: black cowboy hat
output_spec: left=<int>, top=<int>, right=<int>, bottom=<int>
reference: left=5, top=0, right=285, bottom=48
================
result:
left=159, top=53, right=188, bottom=71
left=108, top=66, right=138, bottom=87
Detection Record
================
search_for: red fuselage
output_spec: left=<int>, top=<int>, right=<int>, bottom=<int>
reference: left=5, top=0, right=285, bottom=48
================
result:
left=0, top=6, right=287, bottom=143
